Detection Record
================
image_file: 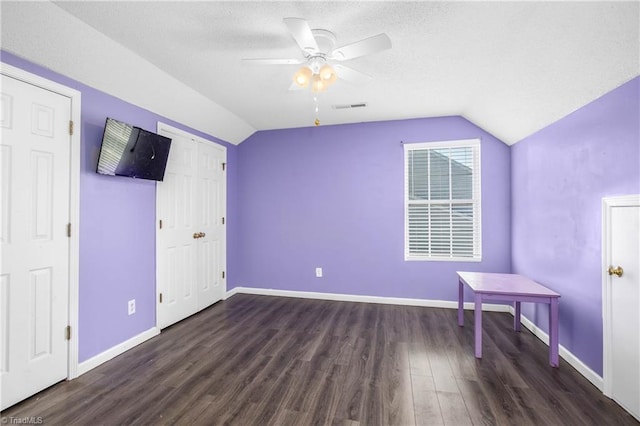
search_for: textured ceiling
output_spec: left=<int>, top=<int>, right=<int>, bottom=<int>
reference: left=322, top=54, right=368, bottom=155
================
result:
left=9, top=2, right=640, bottom=144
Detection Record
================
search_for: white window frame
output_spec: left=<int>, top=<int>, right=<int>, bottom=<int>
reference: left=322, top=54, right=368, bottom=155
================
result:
left=404, top=138, right=482, bottom=262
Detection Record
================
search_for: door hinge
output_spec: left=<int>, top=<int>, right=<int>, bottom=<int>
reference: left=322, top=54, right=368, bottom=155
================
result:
left=159, top=293, right=163, bottom=303
left=159, top=219, right=163, bottom=229
left=221, top=217, right=225, bottom=225
left=67, top=223, right=71, bottom=238
left=69, top=120, right=74, bottom=136
left=222, top=271, right=225, bottom=279
left=222, top=162, right=226, bottom=171
left=65, top=325, right=71, bottom=340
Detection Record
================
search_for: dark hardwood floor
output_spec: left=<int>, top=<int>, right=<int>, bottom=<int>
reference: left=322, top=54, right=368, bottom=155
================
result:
left=2, top=294, right=637, bottom=425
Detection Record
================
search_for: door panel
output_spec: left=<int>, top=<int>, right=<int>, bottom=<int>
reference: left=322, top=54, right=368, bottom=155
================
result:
left=1, top=274, right=8, bottom=373
left=1, top=75, right=71, bottom=410
left=30, top=267, right=53, bottom=360
left=31, top=151, right=54, bottom=240
left=1, top=145, right=10, bottom=243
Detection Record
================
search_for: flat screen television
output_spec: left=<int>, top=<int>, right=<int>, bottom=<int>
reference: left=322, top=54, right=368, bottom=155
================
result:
left=96, top=118, right=172, bottom=181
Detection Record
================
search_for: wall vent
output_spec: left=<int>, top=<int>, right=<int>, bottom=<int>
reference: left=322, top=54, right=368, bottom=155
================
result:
left=332, top=102, right=368, bottom=110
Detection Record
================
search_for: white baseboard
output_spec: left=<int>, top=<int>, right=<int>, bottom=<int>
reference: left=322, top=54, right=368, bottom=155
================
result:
left=509, top=306, right=603, bottom=391
left=77, top=327, right=160, bottom=376
left=227, top=286, right=510, bottom=312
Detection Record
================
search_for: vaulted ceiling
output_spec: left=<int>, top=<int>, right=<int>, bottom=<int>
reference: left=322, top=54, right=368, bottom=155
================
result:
left=2, top=1, right=639, bottom=145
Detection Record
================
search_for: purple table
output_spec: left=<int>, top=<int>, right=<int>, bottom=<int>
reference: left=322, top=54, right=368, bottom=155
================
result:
left=457, top=271, right=561, bottom=367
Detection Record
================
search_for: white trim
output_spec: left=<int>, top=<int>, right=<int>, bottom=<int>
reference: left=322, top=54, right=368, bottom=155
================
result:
left=510, top=306, right=604, bottom=391
left=403, top=138, right=481, bottom=150
left=404, top=256, right=482, bottom=263
left=0, top=62, right=82, bottom=379
left=602, top=194, right=640, bottom=397
left=77, top=327, right=160, bottom=376
left=224, top=286, right=242, bottom=300
left=226, top=286, right=510, bottom=312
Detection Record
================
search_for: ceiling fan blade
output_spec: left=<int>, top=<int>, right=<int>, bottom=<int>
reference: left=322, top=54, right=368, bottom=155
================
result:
left=331, top=33, right=391, bottom=61
left=242, top=58, right=304, bottom=65
left=333, top=64, right=373, bottom=84
left=283, top=18, right=319, bottom=53
left=288, top=82, right=305, bottom=91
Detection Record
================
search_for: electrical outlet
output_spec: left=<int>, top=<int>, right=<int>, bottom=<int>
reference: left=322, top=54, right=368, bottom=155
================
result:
left=315, top=267, right=323, bottom=278
left=128, top=299, right=136, bottom=315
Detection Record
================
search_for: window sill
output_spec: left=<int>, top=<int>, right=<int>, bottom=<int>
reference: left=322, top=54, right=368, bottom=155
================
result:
left=404, top=255, right=482, bottom=262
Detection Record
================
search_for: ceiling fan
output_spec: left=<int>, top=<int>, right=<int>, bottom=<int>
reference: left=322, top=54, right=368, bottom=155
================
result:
left=243, top=18, right=392, bottom=93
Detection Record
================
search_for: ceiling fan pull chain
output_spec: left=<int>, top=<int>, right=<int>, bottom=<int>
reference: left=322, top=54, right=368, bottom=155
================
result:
left=314, top=96, right=320, bottom=126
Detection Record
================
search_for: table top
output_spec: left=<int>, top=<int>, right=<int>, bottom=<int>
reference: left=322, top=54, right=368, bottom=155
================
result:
left=457, top=271, right=560, bottom=298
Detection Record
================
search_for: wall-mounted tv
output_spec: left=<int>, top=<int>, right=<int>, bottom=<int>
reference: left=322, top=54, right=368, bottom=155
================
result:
left=96, top=118, right=172, bottom=182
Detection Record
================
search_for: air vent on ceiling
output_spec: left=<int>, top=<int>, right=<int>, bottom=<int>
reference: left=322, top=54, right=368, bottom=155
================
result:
left=332, top=102, right=368, bottom=110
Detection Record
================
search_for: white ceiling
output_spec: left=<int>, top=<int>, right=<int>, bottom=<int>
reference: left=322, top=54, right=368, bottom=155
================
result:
left=4, top=1, right=640, bottom=145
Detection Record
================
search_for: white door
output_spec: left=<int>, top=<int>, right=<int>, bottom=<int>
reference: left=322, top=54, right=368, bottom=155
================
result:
left=603, top=195, right=640, bottom=421
left=156, top=130, right=198, bottom=328
left=196, top=141, right=226, bottom=310
left=1, top=75, right=71, bottom=410
left=156, top=124, right=226, bottom=329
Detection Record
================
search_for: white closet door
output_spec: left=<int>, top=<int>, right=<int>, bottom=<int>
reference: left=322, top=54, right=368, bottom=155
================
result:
left=156, top=124, right=226, bottom=329
left=1, top=75, right=71, bottom=410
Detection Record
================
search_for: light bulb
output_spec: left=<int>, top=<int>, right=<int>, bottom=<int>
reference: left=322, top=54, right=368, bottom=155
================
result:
left=319, top=64, right=337, bottom=85
left=293, top=67, right=312, bottom=87
left=312, top=74, right=326, bottom=93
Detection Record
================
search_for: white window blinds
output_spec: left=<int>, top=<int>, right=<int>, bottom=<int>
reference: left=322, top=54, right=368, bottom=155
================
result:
left=404, top=139, right=481, bottom=261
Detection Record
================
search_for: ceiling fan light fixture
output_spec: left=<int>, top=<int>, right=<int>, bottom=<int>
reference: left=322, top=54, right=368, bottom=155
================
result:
left=244, top=18, right=392, bottom=94
left=293, top=66, right=312, bottom=87
left=319, top=64, right=337, bottom=85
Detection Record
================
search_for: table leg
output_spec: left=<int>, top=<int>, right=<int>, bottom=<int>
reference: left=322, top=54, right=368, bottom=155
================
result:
left=549, top=298, right=559, bottom=367
left=514, top=301, right=521, bottom=332
left=458, top=279, right=464, bottom=326
left=474, top=294, right=482, bottom=358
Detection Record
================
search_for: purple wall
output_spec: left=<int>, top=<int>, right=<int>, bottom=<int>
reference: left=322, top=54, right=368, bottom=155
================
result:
left=1, top=51, right=237, bottom=362
left=235, top=117, right=512, bottom=301
left=511, top=77, right=640, bottom=375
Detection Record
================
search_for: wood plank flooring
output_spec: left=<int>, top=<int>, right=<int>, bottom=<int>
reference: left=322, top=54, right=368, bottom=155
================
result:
left=2, top=294, right=637, bottom=425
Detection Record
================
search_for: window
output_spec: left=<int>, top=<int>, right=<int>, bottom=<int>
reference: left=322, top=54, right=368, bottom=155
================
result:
left=404, top=139, right=481, bottom=261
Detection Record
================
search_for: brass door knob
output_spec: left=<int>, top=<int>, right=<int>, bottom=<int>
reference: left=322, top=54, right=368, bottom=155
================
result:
left=200, top=232, right=206, bottom=238
left=193, top=232, right=200, bottom=239
left=607, top=266, right=624, bottom=277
